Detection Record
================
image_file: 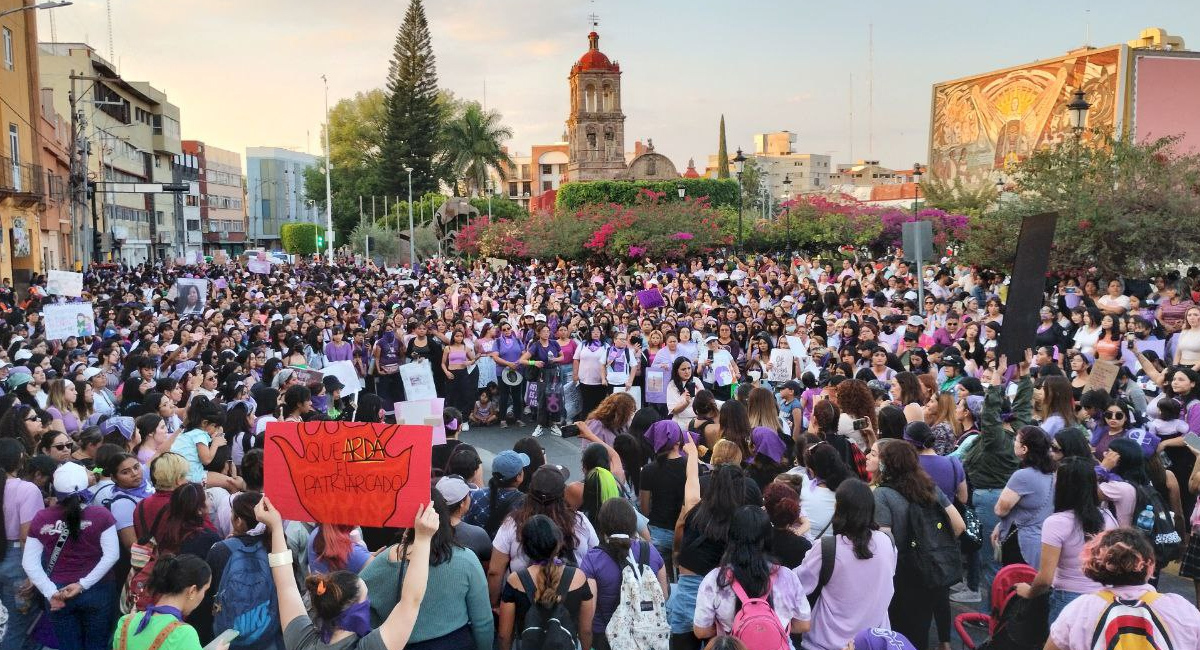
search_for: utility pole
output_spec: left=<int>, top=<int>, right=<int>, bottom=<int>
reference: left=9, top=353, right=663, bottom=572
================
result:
left=321, top=74, right=334, bottom=264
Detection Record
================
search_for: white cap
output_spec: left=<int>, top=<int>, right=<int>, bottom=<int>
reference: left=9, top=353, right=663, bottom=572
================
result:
left=82, top=367, right=104, bottom=380
left=53, top=462, right=90, bottom=496
left=13, top=349, right=32, bottom=362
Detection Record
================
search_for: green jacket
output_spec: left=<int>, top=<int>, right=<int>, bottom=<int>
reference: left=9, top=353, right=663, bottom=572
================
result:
left=963, top=377, right=1030, bottom=489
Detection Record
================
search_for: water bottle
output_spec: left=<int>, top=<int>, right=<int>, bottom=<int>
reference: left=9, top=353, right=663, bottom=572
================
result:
left=1136, top=505, right=1155, bottom=532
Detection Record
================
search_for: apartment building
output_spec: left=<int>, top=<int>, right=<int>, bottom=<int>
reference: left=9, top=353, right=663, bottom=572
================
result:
left=245, top=147, right=320, bottom=247
left=183, top=141, right=246, bottom=255
left=0, top=4, right=45, bottom=286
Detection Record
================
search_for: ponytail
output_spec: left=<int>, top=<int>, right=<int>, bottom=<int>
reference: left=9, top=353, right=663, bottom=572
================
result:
left=534, top=563, right=564, bottom=608
left=61, top=493, right=84, bottom=540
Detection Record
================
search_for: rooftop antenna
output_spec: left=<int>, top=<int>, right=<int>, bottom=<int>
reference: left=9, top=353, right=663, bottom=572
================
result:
left=849, top=72, right=854, bottom=162
left=868, top=23, right=874, bottom=157
left=49, top=9, right=57, bottom=43
left=1084, top=3, right=1091, bottom=47
left=105, top=0, right=114, bottom=62
left=588, top=13, right=599, bottom=30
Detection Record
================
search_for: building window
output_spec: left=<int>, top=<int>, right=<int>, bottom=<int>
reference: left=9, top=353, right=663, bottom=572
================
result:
left=541, top=164, right=552, bottom=175
left=2, top=28, right=12, bottom=71
left=542, top=181, right=552, bottom=192
left=508, top=182, right=517, bottom=196
left=156, top=211, right=164, bottom=226
left=8, top=124, right=20, bottom=192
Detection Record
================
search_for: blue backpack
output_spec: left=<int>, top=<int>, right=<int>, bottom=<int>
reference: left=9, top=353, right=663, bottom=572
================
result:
left=212, top=536, right=281, bottom=649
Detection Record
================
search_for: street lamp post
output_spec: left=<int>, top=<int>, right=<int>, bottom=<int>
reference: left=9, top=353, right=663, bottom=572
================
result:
left=995, top=177, right=1005, bottom=208
left=912, top=163, right=924, bottom=216
left=1067, top=89, right=1090, bottom=218
left=677, top=184, right=686, bottom=200
left=0, top=1, right=71, bottom=19
left=734, top=147, right=746, bottom=254
left=321, top=75, right=333, bottom=264
left=487, top=179, right=493, bottom=218
left=405, top=167, right=414, bottom=265
left=782, top=174, right=793, bottom=252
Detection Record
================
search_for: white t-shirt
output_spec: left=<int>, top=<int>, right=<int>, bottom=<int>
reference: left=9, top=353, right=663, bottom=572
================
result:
left=604, top=346, right=637, bottom=386
left=492, top=513, right=598, bottom=573
left=575, top=344, right=607, bottom=386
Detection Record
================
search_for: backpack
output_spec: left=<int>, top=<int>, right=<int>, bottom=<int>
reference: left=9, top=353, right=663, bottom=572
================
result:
left=1088, top=590, right=1173, bottom=650
left=605, top=543, right=669, bottom=650
left=1134, top=485, right=1183, bottom=566
left=806, top=536, right=837, bottom=608
left=517, top=566, right=578, bottom=650
left=212, top=536, right=281, bottom=650
left=729, top=572, right=788, bottom=650
left=121, top=505, right=169, bottom=614
left=888, top=488, right=963, bottom=589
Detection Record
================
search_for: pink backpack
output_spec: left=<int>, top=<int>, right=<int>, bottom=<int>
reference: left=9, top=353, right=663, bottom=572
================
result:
left=729, top=573, right=788, bottom=650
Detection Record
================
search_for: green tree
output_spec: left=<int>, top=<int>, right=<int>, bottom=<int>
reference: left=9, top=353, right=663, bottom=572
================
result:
left=380, top=0, right=442, bottom=198
left=442, top=101, right=514, bottom=196
left=970, top=134, right=1200, bottom=275
left=716, top=114, right=729, bottom=179
left=737, top=157, right=763, bottom=208
left=920, top=174, right=999, bottom=218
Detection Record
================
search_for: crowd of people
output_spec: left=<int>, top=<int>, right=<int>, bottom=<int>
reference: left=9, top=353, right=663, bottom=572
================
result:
left=0, top=250, right=1198, bottom=650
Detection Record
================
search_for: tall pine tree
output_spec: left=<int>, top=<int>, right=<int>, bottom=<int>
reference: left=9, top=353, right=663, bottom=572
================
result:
left=381, top=0, right=442, bottom=197
left=717, top=114, right=730, bottom=179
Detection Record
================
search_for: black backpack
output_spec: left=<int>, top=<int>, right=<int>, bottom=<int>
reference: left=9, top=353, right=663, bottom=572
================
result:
left=1134, top=485, right=1183, bottom=566
left=890, top=488, right=962, bottom=589
left=517, top=566, right=578, bottom=650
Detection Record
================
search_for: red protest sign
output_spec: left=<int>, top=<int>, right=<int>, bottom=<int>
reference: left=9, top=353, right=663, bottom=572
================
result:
left=264, top=420, right=432, bottom=528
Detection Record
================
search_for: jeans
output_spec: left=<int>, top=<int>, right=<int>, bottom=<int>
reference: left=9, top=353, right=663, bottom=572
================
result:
left=48, top=580, right=115, bottom=650
left=1049, top=588, right=1085, bottom=624
left=648, top=525, right=675, bottom=581
left=665, top=574, right=703, bottom=635
left=974, top=487, right=1003, bottom=613
left=0, top=545, right=38, bottom=650
left=554, top=366, right=573, bottom=424
left=376, top=372, right=403, bottom=417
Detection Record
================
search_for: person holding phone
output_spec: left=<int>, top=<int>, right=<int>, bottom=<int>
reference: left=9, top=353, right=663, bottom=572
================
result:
left=666, top=357, right=704, bottom=428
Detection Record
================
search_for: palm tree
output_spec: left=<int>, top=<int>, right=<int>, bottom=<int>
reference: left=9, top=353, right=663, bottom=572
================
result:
left=442, top=101, right=514, bottom=197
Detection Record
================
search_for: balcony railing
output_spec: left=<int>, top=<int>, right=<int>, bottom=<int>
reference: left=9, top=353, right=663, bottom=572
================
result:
left=0, top=156, right=46, bottom=197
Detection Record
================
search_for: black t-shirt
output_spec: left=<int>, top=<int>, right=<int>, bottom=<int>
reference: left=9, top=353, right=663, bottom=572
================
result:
left=769, top=528, right=812, bottom=569
left=698, top=474, right=763, bottom=507
left=639, top=457, right=688, bottom=529
left=745, top=461, right=787, bottom=492
left=677, top=508, right=727, bottom=576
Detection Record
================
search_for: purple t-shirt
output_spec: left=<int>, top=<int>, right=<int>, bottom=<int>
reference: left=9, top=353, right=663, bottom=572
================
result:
left=324, top=341, right=355, bottom=362
left=1041, top=509, right=1117, bottom=594
left=918, top=454, right=965, bottom=504
left=580, top=541, right=665, bottom=631
left=28, top=505, right=115, bottom=584
left=794, top=531, right=896, bottom=650
left=4, top=477, right=42, bottom=540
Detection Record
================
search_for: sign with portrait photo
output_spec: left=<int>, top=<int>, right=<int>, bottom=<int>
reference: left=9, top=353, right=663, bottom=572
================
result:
left=46, top=270, right=84, bottom=297
left=174, top=278, right=208, bottom=315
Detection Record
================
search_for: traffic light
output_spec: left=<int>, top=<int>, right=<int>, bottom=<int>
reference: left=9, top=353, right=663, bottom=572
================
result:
left=316, top=233, right=324, bottom=249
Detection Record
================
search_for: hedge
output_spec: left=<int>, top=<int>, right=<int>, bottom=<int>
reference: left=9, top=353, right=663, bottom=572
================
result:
left=555, top=178, right=739, bottom=210
left=281, top=223, right=320, bottom=255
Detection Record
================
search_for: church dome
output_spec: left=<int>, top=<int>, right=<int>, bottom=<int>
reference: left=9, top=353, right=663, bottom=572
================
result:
left=573, top=32, right=620, bottom=73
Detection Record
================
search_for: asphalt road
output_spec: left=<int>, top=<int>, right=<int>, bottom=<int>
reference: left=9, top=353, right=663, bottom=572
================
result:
left=460, top=422, right=1198, bottom=648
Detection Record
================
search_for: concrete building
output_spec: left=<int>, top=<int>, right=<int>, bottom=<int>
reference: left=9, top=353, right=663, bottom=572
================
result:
left=829, top=160, right=904, bottom=186
left=183, top=141, right=246, bottom=255
left=0, top=3, right=45, bottom=287
left=39, top=42, right=183, bottom=265
left=245, top=147, right=320, bottom=248
left=749, top=131, right=831, bottom=198
left=37, top=87, right=70, bottom=270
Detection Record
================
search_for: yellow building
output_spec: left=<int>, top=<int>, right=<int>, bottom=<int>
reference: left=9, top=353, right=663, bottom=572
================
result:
left=0, top=1, right=45, bottom=289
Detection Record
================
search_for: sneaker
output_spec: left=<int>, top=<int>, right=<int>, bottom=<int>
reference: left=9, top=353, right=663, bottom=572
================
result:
left=550, top=425, right=563, bottom=437
left=515, top=419, right=527, bottom=427
left=500, top=421, right=508, bottom=429
left=532, top=425, right=546, bottom=437
left=949, top=580, right=969, bottom=593
left=949, top=589, right=981, bottom=603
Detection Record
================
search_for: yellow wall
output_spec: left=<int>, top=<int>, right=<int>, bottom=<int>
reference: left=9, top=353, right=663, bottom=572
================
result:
left=0, top=3, right=44, bottom=286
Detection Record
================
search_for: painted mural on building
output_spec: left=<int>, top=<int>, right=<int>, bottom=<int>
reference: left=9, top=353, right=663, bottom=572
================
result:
left=929, top=47, right=1121, bottom=184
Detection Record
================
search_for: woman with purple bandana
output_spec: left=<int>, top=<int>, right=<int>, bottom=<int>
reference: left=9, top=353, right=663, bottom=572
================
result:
left=111, top=554, right=214, bottom=650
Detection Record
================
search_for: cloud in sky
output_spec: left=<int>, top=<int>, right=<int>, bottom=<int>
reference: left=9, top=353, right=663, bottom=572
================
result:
left=36, top=0, right=1200, bottom=174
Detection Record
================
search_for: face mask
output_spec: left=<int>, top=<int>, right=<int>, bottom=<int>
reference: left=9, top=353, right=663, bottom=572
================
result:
left=785, top=325, right=797, bottom=333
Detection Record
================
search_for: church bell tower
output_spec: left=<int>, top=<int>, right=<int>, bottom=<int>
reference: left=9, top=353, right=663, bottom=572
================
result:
left=566, top=30, right=627, bottom=182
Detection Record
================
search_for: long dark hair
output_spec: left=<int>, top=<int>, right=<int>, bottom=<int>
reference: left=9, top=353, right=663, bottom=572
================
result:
left=832, top=479, right=878, bottom=560
left=716, top=506, right=773, bottom=598
left=611, top=433, right=645, bottom=493
left=670, top=356, right=694, bottom=394
left=579, top=443, right=611, bottom=526
left=521, top=515, right=567, bottom=607
left=877, top=440, right=937, bottom=505
left=597, top=498, right=638, bottom=568
left=1054, top=427, right=1094, bottom=463
left=399, top=488, right=460, bottom=566
left=1054, top=458, right=1106, bottom=536
left=805, top=442, right=853, bottom=491
left=718, top=400, right=753, bottom=459
left=511, top=467, right=579, bottom=560
left=158, top=482, right=207, bottom=551
left=690, top=464, right=746, bottom=541
left=1109, top=437, right=1151, bottom=486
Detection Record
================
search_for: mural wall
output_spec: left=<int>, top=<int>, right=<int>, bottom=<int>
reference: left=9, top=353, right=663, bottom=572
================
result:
left=929, top=46, right=1122, bottom=184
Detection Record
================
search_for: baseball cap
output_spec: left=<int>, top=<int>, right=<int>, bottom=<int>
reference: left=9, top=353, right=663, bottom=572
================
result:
left=780, top=380, right=802, bottom=393
left=53, top=462, right=91, bottom=497
left=101, top=416, right=136, bottom=440
left=435, top=476, right=470, bottom=506
left=13, top=349, right=31, bottom=362
left=491, top=450, right=530, bottom=480
left=7, top=373, right=31, bottom=390
left=81, top=366, right=104, bottom=380
left=906, top=315, right=924, bottom=327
